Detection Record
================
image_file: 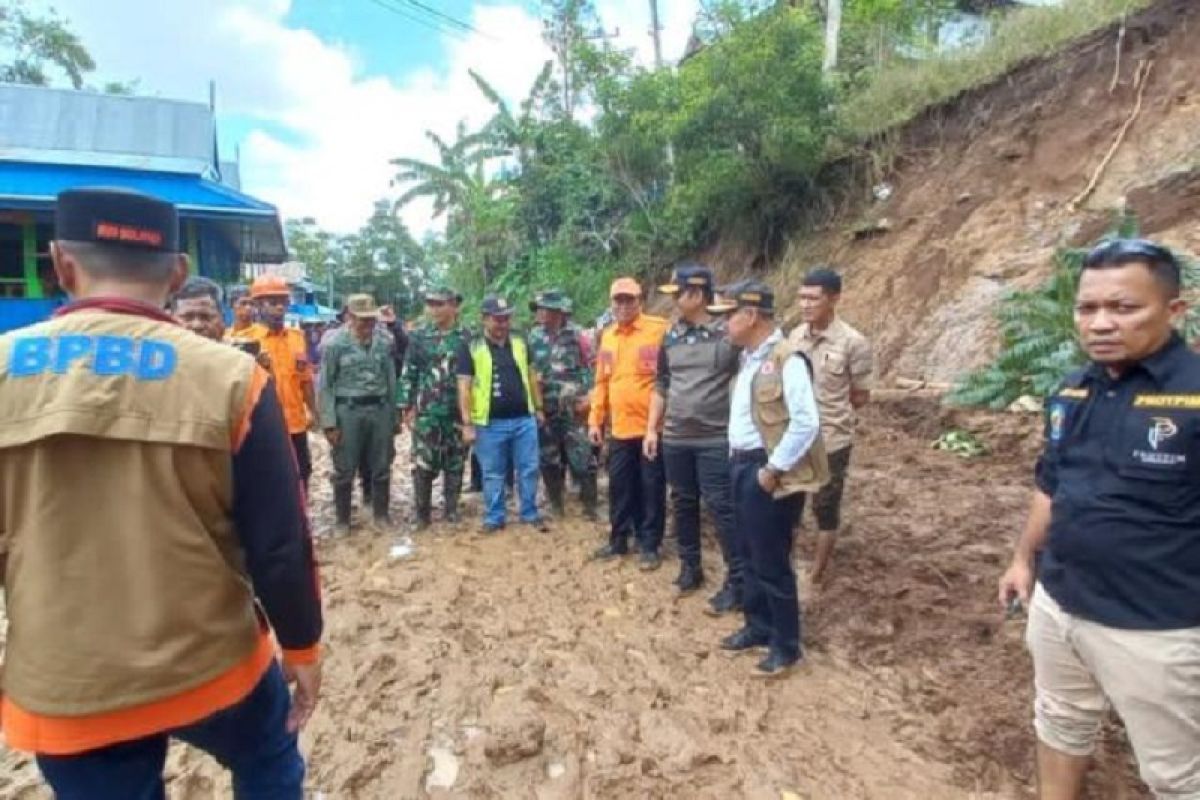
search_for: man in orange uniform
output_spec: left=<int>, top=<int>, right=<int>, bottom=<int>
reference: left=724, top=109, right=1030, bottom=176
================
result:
left=247, top=275, right=318, bottom=491
left=588, top=277, right=669, bottom=570
left=226, top=288, right=263, bottom=341
left=0, top=188, right=322, bottom=798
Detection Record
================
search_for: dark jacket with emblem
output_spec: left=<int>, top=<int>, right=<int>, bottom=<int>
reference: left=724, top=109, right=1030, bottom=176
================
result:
left=655, top=318, right=739, bottom=445
left=1036, top=333, right=1200, bottom=629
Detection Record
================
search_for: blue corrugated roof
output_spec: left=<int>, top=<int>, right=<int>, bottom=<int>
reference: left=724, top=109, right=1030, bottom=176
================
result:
left=0, top=161, right=277, bottom=217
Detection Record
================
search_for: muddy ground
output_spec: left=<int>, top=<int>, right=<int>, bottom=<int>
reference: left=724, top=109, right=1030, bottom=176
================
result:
left=0, top=397, right=1145, bottom=799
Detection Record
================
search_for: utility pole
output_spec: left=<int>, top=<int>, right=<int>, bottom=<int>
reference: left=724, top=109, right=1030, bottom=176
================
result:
left=648, top=0, right=664, bottom=69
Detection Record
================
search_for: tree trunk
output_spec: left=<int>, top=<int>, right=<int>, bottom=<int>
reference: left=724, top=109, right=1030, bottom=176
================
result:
left=822, top=0, right=842, bottom=73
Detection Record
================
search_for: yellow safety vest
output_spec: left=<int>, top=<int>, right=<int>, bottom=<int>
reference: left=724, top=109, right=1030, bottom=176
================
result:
left=468, top=336, right=535, bottom=425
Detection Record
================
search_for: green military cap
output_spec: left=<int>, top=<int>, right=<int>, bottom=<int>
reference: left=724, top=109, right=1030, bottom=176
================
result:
left=425, top=285, right=463, bottom=304
left=531, top=288, right=571, bottom=313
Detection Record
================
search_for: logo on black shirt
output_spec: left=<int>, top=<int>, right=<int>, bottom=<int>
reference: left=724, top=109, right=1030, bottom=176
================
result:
left=1148, top=416, right=1178, bottom=451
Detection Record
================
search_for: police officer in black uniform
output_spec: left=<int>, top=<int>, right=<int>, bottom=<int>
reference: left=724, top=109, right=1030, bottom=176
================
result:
left=999, top=238, right=1200, bottom=799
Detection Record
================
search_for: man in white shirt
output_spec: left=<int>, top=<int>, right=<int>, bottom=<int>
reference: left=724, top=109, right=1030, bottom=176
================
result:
left=710, top=280, right=828, bottom=677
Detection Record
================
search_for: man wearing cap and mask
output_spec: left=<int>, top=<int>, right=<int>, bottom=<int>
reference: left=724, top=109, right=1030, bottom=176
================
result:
left=399, top=285, right=470, bottom=529
left=645, top=264, right=743, bottom=608
left=711, top=280, right=828, bottom=677
left=530, top=288, right=598, bottom=519
left=247, top=274, right=319, bottom=492
left=0, top=189, right=322, bottom=797
left=456, top=295, right=548, bottom=533
left=319, top=294, right=398, bottom=535
left=589, top=277, right=670, bottom=570
left=789, top=268, right=873, bottom=587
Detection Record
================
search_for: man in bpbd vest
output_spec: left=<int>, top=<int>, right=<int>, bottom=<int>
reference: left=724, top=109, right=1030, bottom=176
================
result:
left=456, top=295, right=548, bottom=533
left=0, top=188, right=323, bottom=798
left=711, top=280, right=828, bottom=678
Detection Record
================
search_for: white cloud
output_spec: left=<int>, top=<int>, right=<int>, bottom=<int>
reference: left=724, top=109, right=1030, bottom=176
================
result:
left=38, top=0, right=700, bottom=234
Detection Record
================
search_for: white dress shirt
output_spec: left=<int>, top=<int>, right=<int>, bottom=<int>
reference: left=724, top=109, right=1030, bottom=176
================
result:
left=728, top=328, right=820, bottom=472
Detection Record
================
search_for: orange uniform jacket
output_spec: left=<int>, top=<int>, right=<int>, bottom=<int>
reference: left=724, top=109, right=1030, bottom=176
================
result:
left=588, top=313, right=669, bottom=440
left=247, top=325, right=313, bottom=434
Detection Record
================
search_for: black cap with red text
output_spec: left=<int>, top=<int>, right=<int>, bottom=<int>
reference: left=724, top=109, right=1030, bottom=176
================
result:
left=55, top=188, right=180, bottom=253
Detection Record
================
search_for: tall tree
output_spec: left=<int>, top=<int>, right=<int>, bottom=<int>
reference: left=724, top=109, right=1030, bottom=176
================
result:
left=0, top=1, right=95, bottom=89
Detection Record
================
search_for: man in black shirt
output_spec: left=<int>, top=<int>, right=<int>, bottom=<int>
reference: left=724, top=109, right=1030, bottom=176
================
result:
left=999, top=238, right=1200, bottom=800
left=457, top=296, right=547, bottom=533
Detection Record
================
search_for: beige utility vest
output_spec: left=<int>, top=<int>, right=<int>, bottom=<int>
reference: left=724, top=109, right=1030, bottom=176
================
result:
left=0, top=310, right=265, bottom=715
left=751, top=339, right=831, bottom=498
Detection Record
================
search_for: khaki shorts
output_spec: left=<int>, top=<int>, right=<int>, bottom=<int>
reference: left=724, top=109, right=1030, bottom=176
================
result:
left=1026, top=586, right=1200, bottom=798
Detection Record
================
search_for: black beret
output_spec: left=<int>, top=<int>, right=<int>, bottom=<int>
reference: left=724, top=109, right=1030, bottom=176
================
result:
left=55, top=188, right=180, bottom=253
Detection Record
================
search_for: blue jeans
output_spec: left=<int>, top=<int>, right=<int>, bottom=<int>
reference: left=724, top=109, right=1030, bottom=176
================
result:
left=37, top=662, right=304, bottom=800
left=475, top=415, right=540, bottom=528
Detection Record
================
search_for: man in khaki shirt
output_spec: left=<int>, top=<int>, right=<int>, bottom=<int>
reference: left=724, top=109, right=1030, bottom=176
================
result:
left=789, top=268, right=873, bottom=587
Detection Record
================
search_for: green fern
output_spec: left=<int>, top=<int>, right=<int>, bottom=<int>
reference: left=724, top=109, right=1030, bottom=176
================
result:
left=949, top=215, right=1198, bottom=409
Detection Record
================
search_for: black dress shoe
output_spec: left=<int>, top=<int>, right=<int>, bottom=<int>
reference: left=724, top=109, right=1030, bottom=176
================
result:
left=528, top=518, right=550, bottom=533
left=753, top=651, right=801, bottom=677
left=592, top=543, right=628, bottom=560
left=638, top=551, right=662, bottom=572
left=720, top=628, right=769, bottom=652
left=676, top=565, right=704, bottom=593
left=706, top=584, right=743, bottom=616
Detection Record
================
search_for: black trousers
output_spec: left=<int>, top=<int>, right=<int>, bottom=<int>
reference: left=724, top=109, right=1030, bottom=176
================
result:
left=731, top=450, right=804, bottom=661
left=607, top=437, right=666, bottom=554
left=662, top=442, right=741, bottom=585
left=290, top=433, right=312, bottom=490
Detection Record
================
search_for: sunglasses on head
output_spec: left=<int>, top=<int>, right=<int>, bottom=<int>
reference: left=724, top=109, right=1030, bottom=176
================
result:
left=1084, top=238, right=1178, bottom=269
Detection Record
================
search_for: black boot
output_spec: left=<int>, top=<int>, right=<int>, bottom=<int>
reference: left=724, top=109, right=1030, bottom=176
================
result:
left=676, top=563, right=704, bottom=594
left=542, top=467, right=566, bottom=517
left=371, top=478, right=391, bottom=531
left=579, top=473, right=599, bottom=522
left=413, top=469, right=434, bottom=531
left=334, top=484, right=352, bottom=537
left=443, top=470, right=463, bottom=524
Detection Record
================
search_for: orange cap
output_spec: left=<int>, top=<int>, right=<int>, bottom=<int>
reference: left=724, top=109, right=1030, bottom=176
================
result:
left=250, top=274, right=290, bottom=299
left=609, top=277, right=642, bottom=298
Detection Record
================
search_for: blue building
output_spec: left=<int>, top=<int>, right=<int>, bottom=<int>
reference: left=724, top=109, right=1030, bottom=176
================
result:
left=0, top=84, right=286, bottom=332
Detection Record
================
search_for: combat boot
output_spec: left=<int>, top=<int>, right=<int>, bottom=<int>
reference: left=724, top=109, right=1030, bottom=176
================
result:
left=542, top=467, right=566, bottom=517
left=579, top=473, right=600, bottom=522
left=412, top=469, right=435, bottom=531
left=443, top=470, right=464, bottom=524
left=334, top=484, right=353, bottom=537
left=371, top=478, right=392, bottom=533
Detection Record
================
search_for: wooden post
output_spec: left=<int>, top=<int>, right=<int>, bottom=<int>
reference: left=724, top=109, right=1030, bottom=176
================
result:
left=187, top=220, right=200, bottom=275
left=22, top=221, right=42, bottom=299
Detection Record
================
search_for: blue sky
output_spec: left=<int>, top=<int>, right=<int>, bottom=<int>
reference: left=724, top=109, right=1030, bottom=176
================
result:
left=35, top=0, right=701, bottom=232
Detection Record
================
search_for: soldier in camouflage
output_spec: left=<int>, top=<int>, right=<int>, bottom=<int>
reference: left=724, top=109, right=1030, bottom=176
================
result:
left=398, top=286, right=470, bottom=529
left=529, top=289, right=599, bottom=519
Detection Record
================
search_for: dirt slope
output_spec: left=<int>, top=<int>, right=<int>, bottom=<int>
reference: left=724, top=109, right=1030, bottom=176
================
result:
left=759, top=0, right=1200, bottom=383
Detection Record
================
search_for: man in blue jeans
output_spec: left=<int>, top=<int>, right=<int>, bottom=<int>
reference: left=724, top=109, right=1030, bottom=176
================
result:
left=643, top=264, right=743, bottom=609
left=457, top=295, right=548, bottom=533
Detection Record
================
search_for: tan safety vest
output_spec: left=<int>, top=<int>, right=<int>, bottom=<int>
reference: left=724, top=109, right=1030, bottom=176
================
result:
left=751, top=339, right=831, bottom=498
left=0, top=310, right=265, bottom=715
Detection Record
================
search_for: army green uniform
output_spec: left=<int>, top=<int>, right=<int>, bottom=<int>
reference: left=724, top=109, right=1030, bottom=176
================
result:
left=319, top=326, right=397, bottom=531
left=529, top=294, right=598, bottom=518
left=399, top=320, right=469, bottom=526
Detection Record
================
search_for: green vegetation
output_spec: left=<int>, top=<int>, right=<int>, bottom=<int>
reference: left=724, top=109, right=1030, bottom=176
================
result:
left=285, top=0, right=1156, bottom=324
left=0, top=0, right=134, bottom=92
left=950, top=216, right=1200, bottom=410
left=842, top=0, right=1154, bottom=138
left=932, top=429, right=988, bottom=459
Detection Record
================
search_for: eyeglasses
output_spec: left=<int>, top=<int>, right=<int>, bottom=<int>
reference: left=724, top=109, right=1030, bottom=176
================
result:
left=1084, top=238, right=1179, bottom=270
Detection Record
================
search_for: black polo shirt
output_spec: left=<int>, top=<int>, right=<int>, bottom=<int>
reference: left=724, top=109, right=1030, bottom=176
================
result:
left=1035, top=333, right=1200, bottom=630
left=456, top=336, right=531, bottom=421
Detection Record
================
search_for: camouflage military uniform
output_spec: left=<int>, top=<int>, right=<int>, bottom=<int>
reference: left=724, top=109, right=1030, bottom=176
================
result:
left=529, top=290, right=598, bottom=518
left=399, top=315, right=469, bottom=526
